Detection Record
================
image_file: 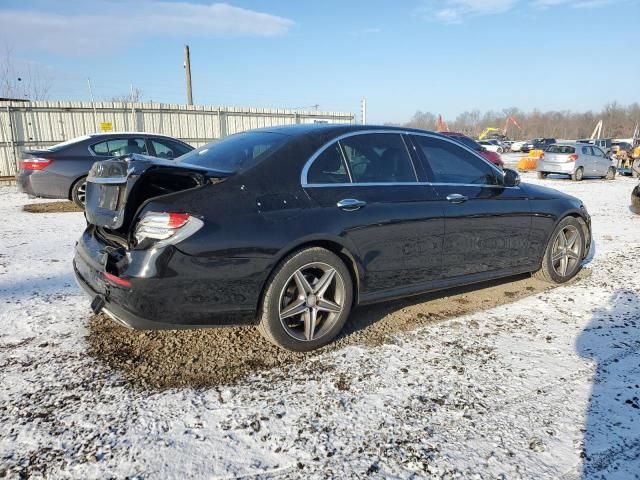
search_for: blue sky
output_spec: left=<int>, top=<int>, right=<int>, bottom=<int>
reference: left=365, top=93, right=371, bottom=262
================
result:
left=1, top=0, right=638, bottom=124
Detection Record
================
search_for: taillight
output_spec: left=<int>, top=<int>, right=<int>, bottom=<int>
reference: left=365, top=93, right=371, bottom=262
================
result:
left=134, top=212, right=203, bottom=247
left=102, top=271, right=132, bottom=288
left=568, top=154, right=578, bottom=162
left=20, top=158, right=53, bottom=171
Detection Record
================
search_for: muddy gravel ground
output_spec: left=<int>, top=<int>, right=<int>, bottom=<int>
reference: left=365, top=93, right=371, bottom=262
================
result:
left=87, top=270, right=589, bottom=389
left=22, top=201, right=83, bottom=213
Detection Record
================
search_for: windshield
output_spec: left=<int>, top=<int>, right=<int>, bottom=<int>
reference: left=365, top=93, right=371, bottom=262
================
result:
left=178, top=131, right=289, bottom=172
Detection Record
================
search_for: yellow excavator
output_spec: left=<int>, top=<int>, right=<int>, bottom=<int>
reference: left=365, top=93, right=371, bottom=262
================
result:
left=478, top=117, right=522, bottom=140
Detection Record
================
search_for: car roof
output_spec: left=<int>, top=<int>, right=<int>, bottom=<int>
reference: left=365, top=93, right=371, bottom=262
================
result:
left=86, top=132, right=183, bottom=140
left=257, top=123, right=441, bottom=138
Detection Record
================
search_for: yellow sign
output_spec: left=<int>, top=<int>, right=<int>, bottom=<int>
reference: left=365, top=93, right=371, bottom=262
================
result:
left=100, top=122, right=113, bottom=132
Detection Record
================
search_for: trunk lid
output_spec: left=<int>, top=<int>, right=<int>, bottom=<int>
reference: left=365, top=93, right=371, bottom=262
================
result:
left=85, top=154, right=228, bottom=231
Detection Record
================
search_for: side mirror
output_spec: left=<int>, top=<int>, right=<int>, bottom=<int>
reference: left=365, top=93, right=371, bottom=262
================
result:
left=503, top=168, right=520, bottom=187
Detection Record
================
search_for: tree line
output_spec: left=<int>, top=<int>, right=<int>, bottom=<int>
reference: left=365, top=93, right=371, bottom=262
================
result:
left=402, top=102, right=640, bottom=140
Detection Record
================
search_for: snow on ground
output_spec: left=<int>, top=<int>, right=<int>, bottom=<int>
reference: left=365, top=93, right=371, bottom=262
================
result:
left=1, top=169, right=639, bottom=479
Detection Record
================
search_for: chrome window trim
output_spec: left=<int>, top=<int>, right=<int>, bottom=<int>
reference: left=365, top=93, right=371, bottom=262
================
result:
left=301, top=129, right=507, bottom=187
left=87, top=136, right=147, bottom=157
left=304, top=182, right=520, bottom=189
left=301, top=129, right=420, bottom=186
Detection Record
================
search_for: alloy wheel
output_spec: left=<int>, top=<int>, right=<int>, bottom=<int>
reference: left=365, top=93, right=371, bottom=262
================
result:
left=551, top=225, right=581, bottom=277
left=278, top=262, right=345, bottom=342
left=77, top=181, right=87, bottom=205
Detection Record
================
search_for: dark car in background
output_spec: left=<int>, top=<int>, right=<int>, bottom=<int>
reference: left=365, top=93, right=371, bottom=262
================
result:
left=521, top=138, right=556, bottom=153
left=440, top=131, right=504, bottom=168
left=16, top=133, right=193, bottom=207
left=74, top=124, right=591, bottom=352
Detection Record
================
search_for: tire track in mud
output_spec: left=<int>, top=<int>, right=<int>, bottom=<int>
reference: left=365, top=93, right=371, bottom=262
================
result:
left=86, top=269, right=590, bottom=389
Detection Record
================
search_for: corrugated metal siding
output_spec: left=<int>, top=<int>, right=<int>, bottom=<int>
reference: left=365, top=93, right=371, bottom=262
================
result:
left=0, top=101, right=354, bottom=176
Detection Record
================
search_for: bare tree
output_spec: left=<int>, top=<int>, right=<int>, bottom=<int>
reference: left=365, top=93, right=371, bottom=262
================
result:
left=405, top=103, right=640, bottom=140
left=110, top=88, right=144, bottom=103
left=0, top=48, right=52, bottom=101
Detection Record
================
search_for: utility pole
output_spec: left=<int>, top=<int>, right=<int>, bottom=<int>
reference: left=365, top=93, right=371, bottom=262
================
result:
left=184, top=45, right=193, bottom=105
left=360, top=98, right=367, bottom=125
left=87, top=77, right=98, bottom=130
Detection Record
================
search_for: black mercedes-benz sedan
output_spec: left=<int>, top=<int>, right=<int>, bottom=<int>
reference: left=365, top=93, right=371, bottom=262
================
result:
left=16, top=133, right=193, bottom=208
left=74, top=124, right=592, bottom=351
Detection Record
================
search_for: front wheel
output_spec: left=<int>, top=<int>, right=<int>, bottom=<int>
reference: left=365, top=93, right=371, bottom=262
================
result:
left=534, top=216, right=585, bottom=283
left=258, top=247, right=353, bottom=351
left=571, top=167, right=584, bottom=182
left=71, top=177, right=87, bottom=208
left=605, top=167, right=616, bottom=180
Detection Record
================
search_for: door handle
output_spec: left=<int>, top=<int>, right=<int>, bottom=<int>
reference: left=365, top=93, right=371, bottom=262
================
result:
left=446, top=193, right=468, bottom=203
left=337, top=198, right=366, bottom=211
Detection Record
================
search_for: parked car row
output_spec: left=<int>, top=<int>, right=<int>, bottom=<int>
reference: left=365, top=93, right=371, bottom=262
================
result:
left=16, top=133, right=194, bottom=207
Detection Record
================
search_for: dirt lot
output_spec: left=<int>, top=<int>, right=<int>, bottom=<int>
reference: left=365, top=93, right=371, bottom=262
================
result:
left=88, top=271, right=586, bottom=389
left=22, top=201, right=83, bottom=213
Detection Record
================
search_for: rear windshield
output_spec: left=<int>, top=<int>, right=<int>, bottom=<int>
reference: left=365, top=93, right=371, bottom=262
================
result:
left=178, top=131, right=288, bottom=172
left=546, top=145, right=575, bottom=154
left=47, top=135, right=92, bottom=151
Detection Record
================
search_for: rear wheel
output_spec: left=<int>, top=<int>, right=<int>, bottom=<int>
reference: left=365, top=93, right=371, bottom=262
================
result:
left=605, top=167, right=616, bottom=180
left=258, top=247, right=353, bottom=351
left=537, top=171, right=548, bottom=179
left=571, top=167, right=584, bottom=182
left=534, top=216, right=585, bottom=283
left=71, top=177, right=87, bottom=208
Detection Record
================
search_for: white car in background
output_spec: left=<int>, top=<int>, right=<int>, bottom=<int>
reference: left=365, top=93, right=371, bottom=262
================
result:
left=510, top=140, right=526, bottom=152
left=478, top=139, right=504, bottom=153
left=537, top=143, right=617, bottom=181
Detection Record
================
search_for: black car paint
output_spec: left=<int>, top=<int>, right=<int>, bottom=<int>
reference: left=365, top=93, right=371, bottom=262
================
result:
left=74, top=125, right=591, bottom=330
left=16, top=133, right=193, bottom=201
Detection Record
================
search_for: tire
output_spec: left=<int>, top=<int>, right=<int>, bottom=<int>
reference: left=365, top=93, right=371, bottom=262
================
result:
left=257, top=247, right=353, bottom=352
left=537, top=171, right=548, bottom=179
left=605, top=167, right=616, bottom=180
left=71, top=177, right=87, bottom=208
left=571, top=167, right=584, bottom=182
left=533, top=216, right=586, bottom=283
left=631, top=186, right=640, bottom=214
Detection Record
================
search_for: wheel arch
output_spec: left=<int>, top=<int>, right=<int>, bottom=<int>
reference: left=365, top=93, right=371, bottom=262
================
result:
left=553, top=209, right=591, bottom=259
left=68, top=174, right=87, bottom=200
left=257, top=236, right=363, bottom=316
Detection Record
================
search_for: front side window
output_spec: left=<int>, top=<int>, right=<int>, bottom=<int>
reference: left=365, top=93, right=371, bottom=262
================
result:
left=592, top=147, right=604, bottom=157
left=307, top=143, right=349, bottom=184
left=339, top=133, right=416, bottom=183
left=412, top=135, right=499, bottom=185
left=151, top=138, right=191, bottom=159
left=91, top=138, right=148, bottom=156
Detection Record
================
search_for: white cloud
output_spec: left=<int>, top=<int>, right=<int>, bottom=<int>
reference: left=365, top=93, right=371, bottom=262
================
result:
left=417, top=0, right=518, bottom=24
left=532, top=0, right=619, bottom=7
left=418, top=0, right=622, bottom=23
left=0, top=2, right=294, bottom=55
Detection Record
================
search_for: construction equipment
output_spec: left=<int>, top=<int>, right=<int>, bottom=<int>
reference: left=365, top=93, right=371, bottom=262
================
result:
left=590, top=120, right=603, bottom=140
left=436, top=114, right=449, bottom=132
left=517, top=149, right=545, bottom=171
left=478, top=116, right=522, bottom=140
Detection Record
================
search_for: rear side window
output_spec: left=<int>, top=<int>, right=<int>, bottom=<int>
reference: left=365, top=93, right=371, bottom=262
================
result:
left=412, top=135, right=499, bottom=185
left=581, top=146, right=593, bottom=155
left=178, top=131, right=287, bottom=172
left=340, top=133, right=416, bottom=183
left=307, top=143, right=349, bottom=184
left=91, top=138, right=148, bottom=156
left=546, top=145, right=575, bottom=154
